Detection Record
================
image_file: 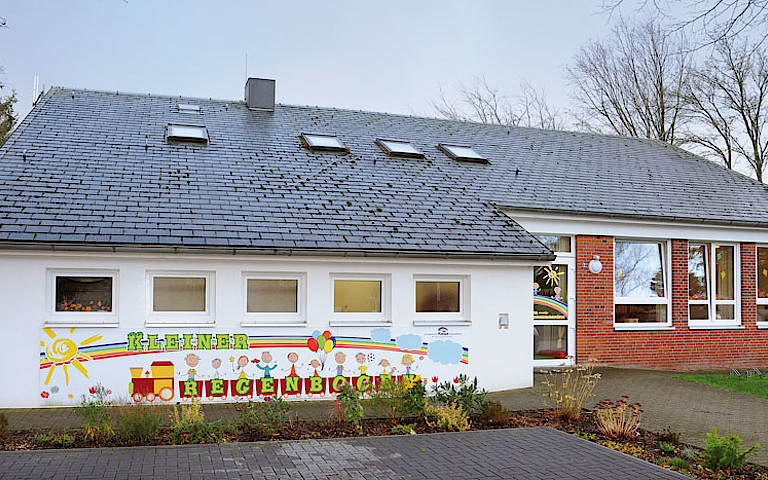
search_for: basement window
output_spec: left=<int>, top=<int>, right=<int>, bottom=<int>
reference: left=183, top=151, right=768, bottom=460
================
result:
left=376, top=139, right=424, bottom=158
left=167, top=124, right=208, bottom=143
left=438, top=144, right=487, bottom=163
left=178, top=103, right=201, bottom=114
left=301, top=133, right=347, bottom=152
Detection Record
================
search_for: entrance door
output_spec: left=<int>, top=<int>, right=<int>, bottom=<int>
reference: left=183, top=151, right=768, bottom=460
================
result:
left=533, top=258, right=575, bottom=366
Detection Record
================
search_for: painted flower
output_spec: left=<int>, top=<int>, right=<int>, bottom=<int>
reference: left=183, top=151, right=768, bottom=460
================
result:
left=51, top=386, right=59, bottom=394
left=40, top=391, right=49, bottom=399
left=453, top=377, right=459, bottom=383
left=88, top=386, right=96, bottom=394
left=432, top=376, right=438, bottom=383
left=106, top=389, right=112, bottom=395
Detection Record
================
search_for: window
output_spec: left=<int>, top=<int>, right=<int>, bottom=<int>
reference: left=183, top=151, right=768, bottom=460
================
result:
left=437, top=144, right=488, bottom=163
left=47, top=270, right=118, bottom=325
left=413, top=276, right=468, bottom=324
left=375, top=139, right=424, bottom=158
left=301, top=133, right=347, bottom=152
left=331, top=274, right=390, bottom=324
left=535, top=235, right=571, bottom=253
left=689, top=243, right=739, bottom=326
left=177, top=103, right=201, bottom=113
left=758, top=247, right=768, bottom=325
left=148, top=272, right=213, bottom=325
left=243, top=273, right=305, bottom=325
left=534, top=325, right=568, bottom=360
left=167, top=124, right=208, bottom=143
left=614, top=240, right=670, bottom=326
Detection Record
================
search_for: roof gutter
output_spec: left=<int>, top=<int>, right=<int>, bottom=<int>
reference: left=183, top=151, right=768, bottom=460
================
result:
left=0, top=241, right=556, bottom=262
left=499, top=205, right=768, bottom=229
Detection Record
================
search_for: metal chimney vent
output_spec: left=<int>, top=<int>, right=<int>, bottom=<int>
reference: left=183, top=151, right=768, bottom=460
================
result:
left=245, top=78, right=275, bottom=111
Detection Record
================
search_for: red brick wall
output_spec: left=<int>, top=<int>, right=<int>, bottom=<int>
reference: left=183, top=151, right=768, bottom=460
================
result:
left=574, top=236, right=768, bottom=369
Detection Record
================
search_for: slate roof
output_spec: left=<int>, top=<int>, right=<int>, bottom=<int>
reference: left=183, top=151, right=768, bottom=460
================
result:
left=2, top=87, right=768, bottom=258
left=0, top=88, right=551, bottom=259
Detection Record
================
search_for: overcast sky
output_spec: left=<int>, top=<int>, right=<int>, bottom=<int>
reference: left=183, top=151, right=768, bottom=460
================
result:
left=0, top=1, right=629, bottom=123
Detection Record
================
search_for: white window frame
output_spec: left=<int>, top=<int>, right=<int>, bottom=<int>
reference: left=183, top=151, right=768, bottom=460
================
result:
left=613, top=239, right=673, bottom=330
left=757, top=245, right=768, bottom=329
left=413, top=275, right=470, bottom=325
left=146, top=271, right=214, bottom=327
left=330, top=273, right=391, bottom=326
left=46, top=269, right=119, bottom=326
left=241, top=272, right=306, bottom=326
left=688, top=242, right=741, bottom=329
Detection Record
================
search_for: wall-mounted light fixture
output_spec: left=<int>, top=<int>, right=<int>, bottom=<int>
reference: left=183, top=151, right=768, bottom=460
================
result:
left=498, top=313, right=509, bottom=329
left=588, top=255, right=603, bottom=274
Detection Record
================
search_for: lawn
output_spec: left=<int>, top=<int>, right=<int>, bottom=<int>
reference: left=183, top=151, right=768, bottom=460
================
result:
left=674, top=373, right=768, bottom=399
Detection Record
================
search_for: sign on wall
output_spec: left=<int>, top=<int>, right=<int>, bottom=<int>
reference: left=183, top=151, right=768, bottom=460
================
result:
left=39, top=327, right=469, bottom=405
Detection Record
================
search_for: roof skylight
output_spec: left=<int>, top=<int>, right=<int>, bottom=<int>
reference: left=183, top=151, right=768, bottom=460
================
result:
left=167, top=124, right=209, bottom=143
left=438, top=144, right=488, bottom=163
left=301, top=133, right=347, bottom=152
left=178, top=103, right=201, bottom=113
left=376, top=139, right=424, bottom=158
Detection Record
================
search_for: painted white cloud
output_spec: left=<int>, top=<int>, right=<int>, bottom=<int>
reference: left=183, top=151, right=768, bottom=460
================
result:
left=370, top=328, right=392, bottom=343
left=427, top=340, right=463, bottom=365
left=396, top=334, right=422, bottom=350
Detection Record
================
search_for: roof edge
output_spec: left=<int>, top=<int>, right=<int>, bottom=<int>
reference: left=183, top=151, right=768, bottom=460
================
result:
left=501, top=205, right=768, bottom=229
left=0, top=241, right=555, bottom=262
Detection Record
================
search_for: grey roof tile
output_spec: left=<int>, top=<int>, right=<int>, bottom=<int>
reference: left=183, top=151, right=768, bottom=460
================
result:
left=13, top=87, right=766, bottom=258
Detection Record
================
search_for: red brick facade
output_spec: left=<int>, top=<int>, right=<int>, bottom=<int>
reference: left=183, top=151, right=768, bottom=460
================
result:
left=575, top=236, right=768, bottom=369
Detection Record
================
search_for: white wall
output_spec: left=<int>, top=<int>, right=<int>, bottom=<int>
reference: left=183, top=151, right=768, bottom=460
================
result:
left=0, top=250, right=534, bottom=407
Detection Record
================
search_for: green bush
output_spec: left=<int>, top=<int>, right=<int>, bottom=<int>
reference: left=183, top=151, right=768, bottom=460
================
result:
left=170, top=400, right=231, bottom=444
left=0, top=411, right=7, bottom=440
left=431, top=374, right=487, bottom=416
left=33, top=433, right=75, bottom=447
left=77, top=384, right=113, bottom=440
left=680, top=447, right=699, bottom=460
left=390, top=423, right=417, bottom=435
left=337, top=382, right=364, bottom=433
left=663, top=457, right=689, bottom=470
left=370, top=376, right=426, bottom=422
left=478, top=400, right=510, bottom=426
left=659, top=442, right=676, bottom=454
left=239, top=397, right=291, bottom=434
left=113, top=404, right=163, bottom=443
left=703, top=427, right=759, bottom=470
left=425, top=402, right=470, bottom=432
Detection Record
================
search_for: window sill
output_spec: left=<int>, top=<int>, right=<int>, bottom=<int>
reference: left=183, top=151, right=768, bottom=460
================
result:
left=412, top=320, right=471, bottom=327
left=688, top=322, right=744, bottom=330
left=613, top=324, right=674, bottom=331
left=241, top=322, right=307, bottom=328
left=44, top=321, right=120, bottom=328
left=329, top=320, right=392, bottom=328
left=144, top=322, right=215, bottom=328
left=757, top=322, right=768, bottom=329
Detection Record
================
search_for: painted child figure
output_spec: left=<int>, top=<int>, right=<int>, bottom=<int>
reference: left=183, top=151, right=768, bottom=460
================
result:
left=181, top=353, right=200, bottom=380
left=210, top=357, right=223, bottom=379
left=378, top=358, right=396, bottom=375
left=354, top=352, right=368, bottom=376
left=401, top=354, right=418, bottom=376
left=231, top=355, right=252, bottom=377
left=333, top=351, right=346, bottom=377
left=284, top=352, right=301, bottom=377
left=307, top=359, right=322, bottom=377
left=255, top=351, right=278, bottom=378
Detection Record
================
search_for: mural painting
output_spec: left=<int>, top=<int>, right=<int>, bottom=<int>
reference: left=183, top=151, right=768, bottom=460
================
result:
left=39, top=327, right=469, bottom=405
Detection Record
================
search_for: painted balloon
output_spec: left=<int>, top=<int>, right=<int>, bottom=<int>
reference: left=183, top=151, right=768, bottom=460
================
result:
left=323, top=340, right=334, bottom=353
left=317, top=335, right=326, bottom=350
left=322, top=330, right=332, bottom=340
left=307, top=337, right=319, bottom=352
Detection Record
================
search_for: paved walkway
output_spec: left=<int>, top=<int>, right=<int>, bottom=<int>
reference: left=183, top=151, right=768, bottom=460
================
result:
left=0, top=427, right=686, bottom=480
left=489, top=367, right=768, bottom=467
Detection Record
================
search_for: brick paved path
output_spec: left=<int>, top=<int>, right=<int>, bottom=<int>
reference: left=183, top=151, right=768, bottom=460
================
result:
left=0, top=427, right=686, bottom=480
left=488, top=367, right=768, bottom=467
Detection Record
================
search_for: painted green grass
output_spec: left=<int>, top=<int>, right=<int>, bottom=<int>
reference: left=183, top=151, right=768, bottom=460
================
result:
left=674, top=374, right=768, bottom=399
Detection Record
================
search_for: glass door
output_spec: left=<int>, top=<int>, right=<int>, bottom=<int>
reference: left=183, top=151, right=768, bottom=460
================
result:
left=533, top=259, right=575, bottom=366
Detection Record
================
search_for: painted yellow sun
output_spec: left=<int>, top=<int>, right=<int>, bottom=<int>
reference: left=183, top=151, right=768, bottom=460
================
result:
left=543, top=266, right=565, bottom=287
left=40, top=327, right=103, bottom=386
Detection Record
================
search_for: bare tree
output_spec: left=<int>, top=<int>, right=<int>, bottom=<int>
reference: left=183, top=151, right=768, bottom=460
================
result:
left=432, top=77, right=565, bottom=129
left=602, top=1, right=768, bottom=45
left=0, top=17, right=15, bottom=146
left=686, top=39, right=768, bottom=180
left=566, top=19, right=691, bottom=144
